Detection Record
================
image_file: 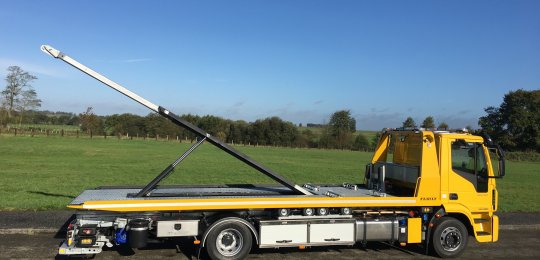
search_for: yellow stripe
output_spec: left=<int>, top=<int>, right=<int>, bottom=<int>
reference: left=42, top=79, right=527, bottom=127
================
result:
left=73, top=196, right=425, bottom=212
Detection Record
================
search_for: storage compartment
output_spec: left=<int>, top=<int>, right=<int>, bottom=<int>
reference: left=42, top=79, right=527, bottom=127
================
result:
left=310, top=220, right=355, bottom=244
left=356, top=219, right=399, bottom=242
left=157, top=220, right=199, bottom=237
left=259, top=221, right=307, bottom=247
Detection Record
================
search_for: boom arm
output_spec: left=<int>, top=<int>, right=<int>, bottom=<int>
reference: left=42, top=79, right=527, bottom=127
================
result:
left=41, top=45, right=310, bottom=196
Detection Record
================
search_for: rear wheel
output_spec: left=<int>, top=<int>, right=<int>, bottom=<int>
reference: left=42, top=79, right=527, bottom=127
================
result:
left=206, top=222, right=252, bottom=260
left=431, top=217, right=468, bottom=258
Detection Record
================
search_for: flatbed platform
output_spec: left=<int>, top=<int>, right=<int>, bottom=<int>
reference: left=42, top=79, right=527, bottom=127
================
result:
left=68, top=184, right=415, bottom=212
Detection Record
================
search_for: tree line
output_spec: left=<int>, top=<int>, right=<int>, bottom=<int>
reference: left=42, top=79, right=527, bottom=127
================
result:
left=73, top=108, right=375, bottom=150
left=2, top=66, right=538, bottom=152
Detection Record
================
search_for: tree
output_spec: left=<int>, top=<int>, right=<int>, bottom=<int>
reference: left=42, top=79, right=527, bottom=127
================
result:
left=15, top=88, right=41, bottom=125
left=438, top=122, right=449, bottom=130
left=2, top=66, right=37, bottom=119
left=479, top=89, right=540, bottom=152
left=352, top=134, right=371, bottom=151
left=80, top=107, right=104, bottom=134
left=402, top=117, right=417, bottom=128
left=421, top=116, right=435, bottom=129
left=326, top=110, right=356, bottom=149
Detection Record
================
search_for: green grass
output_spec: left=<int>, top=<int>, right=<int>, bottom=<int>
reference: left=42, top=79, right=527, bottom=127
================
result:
left=496, top=160, right=540, bottom=212
left=0, top=135, right=538, bottom=212
left=0, top=135, right=370, bottom=210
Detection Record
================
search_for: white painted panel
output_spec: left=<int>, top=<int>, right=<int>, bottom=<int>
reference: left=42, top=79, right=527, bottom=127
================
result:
left=310, top=223, right=355, bottom=243
left=260, top=224, right=307, bottom=246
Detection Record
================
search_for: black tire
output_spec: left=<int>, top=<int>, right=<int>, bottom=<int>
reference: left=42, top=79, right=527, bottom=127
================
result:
left=431, top=217, right=468, bottom=258
left=316, top=208, right=329, bottom=216
left=340, top=208, right=351, bottom=215
left=277, top=208, right=290, bottom=217
left=302, top=208, right=315, bottom=216
left=206, top=221, right=252, bottom=260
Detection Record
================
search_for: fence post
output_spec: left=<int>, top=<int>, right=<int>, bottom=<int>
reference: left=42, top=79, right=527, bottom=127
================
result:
left=90, top=130, right=93, bottom=139
left=156, top=134, right=159, bottom=141
left=61, top=129, right=64, bottom=137
left=76, top=130, right=79, bottom=138
left=166, top=135, right=169, bottom=141
left=14, top=128, right=17, bottom=136
left=46, top=129, right=50, bottom=136
left=31, top=129, right=34, bottom=137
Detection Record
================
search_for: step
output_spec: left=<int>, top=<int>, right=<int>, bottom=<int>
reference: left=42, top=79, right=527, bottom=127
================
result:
left=476, top=231, right=491, bottom=236
left=474, top=218, right=490, bottom=223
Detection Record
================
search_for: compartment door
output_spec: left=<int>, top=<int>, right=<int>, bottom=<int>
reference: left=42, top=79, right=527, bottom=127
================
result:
left=310, top=222, right=355, bottom=244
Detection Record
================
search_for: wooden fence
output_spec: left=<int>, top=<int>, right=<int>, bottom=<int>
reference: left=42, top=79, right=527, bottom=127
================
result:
left=0, top=127, right=196, bottom=143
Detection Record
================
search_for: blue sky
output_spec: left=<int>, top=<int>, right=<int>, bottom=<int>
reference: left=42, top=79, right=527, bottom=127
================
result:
left=1, top=0, right=538, bottom=130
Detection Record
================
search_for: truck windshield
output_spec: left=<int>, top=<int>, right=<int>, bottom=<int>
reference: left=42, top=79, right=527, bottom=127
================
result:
left=451, top=140, right=488, bottom=192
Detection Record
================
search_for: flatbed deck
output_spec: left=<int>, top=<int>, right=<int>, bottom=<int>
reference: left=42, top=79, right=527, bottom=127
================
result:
left=68, top=184, right=417, bottom=212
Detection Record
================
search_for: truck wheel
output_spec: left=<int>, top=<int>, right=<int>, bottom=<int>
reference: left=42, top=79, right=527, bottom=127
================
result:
left=302, top=208, right=314, bottom=216
left=277, top=208, right=290, bottom=217
left=316, top=208, right=329, bottom=216
left=340, top=208, right=351, bottom=215
left=431, top=217, right=468, bottom=258
left=206, top=222, right=252, bottom=260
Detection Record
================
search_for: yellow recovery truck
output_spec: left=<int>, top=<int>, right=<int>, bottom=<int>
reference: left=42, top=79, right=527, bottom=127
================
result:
left=41, top=45, right=505, bottom=259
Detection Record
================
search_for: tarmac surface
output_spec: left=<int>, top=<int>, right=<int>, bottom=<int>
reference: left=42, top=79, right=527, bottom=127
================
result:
left=0, top=211, right=539, bottom=259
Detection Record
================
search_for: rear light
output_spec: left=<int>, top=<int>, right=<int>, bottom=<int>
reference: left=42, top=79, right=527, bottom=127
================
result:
left=78, top=227, right=97, bottom=236
left=81, top=228, right=95, bottom=235
left=80, top=238, right=94, bottom=245
left=77, top=237, right=96, bottom=247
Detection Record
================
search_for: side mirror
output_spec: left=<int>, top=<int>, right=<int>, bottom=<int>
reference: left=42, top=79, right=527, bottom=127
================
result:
left=488, top=145, right=505, bottom=178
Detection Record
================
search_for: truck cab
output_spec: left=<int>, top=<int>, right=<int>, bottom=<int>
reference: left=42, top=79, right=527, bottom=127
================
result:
left=367, top=129, right=505, bottom=256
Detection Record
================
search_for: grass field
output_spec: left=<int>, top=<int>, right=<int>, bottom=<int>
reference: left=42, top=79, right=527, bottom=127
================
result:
left=0, top=135, right=538, bottom=212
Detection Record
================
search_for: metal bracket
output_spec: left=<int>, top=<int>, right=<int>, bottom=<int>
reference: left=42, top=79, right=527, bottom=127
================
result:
left=133, top=137, right=206, bottom=197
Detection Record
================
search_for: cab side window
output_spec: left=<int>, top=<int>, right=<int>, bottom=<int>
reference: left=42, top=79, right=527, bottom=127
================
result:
left=451, top=140, right=488, bottom=193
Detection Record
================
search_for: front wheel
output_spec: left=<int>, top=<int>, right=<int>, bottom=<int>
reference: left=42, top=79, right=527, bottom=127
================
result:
left=206, top=221, right=252, bottom=260
left=431, top=217, right=468, bottom=258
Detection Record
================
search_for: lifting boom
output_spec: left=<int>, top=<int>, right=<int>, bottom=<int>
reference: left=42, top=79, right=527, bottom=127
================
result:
left=40, top=45, right=310, bottom=196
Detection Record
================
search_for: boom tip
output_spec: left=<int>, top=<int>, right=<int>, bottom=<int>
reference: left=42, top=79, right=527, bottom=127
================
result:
left=41, top=45, right=61, bottom=58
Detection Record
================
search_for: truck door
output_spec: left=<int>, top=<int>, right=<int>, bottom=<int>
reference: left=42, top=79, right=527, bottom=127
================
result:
left=447, top=139, right=491, bottom=213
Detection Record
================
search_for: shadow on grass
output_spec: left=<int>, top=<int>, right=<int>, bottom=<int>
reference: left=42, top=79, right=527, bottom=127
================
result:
left=27, top=191, right=76, bottom=199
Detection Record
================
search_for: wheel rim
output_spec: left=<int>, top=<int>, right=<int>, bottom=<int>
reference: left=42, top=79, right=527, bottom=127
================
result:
left=216, top=228, right=243, bottom=257
left=439, top=226, right=462, bottom=252
left=304, top=208, right=313, bottom=215
left=319, top=208, right=328, bottom=215
left=342, top=208, right=351, bottom=215
left=279, top=209, right=289, bottom=216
